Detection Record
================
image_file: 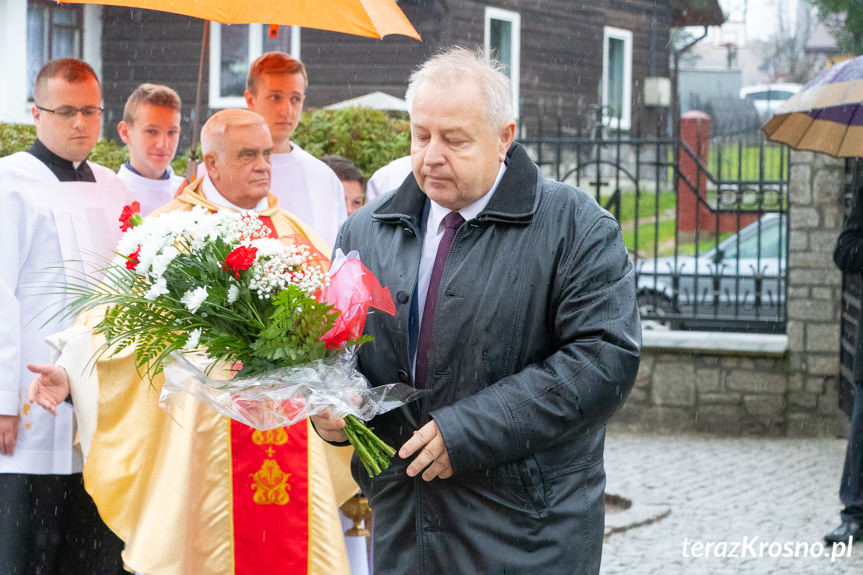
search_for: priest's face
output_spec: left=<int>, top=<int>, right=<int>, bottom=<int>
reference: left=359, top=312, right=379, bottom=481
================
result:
left=33, top=77, right=102, bottom=163
left=244, top=73, right=305, bottom=153
left=117, top=104, right=181, bottom=179
left=207, top=122, right=273, bottom=209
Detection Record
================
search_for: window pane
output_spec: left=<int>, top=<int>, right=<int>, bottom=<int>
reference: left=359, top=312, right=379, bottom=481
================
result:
left=490, top=19, right=512, bottom=79
left=27, top=3, right=47, bottom=99
left=51, top=7, right=78, bottom=26
left=607, top=37, right=624, bottom=120
left=262, top=25, right=293, bottom=55
left=220, top=25, right=249, bottom=98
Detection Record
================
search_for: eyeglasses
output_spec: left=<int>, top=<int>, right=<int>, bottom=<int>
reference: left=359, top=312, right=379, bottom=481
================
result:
left=35, top=104, right=103, bottom=120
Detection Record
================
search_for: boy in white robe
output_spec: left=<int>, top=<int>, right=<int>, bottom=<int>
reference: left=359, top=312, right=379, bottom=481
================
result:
left=244, top=51, right=347, bottom=246
left=116, top=83, right=186, bottom=215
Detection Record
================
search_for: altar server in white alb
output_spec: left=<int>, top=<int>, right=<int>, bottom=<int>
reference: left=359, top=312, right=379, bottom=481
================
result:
left=116, top=83, right=186, bottom=215
left=0, top=58, right=131, bottom=575
left=244, top=51, right=347, bottom=246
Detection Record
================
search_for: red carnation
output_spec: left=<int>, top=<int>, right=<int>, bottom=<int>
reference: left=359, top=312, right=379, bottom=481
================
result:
left=119, top=201, right=143, bottom=231
left=126, top=246, right=141, bottom=271
left=223, top=245, right=258, bottom=279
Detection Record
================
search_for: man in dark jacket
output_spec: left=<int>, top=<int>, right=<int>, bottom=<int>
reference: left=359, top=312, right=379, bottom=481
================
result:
left=312, top=47, right=641, bottom=574
left=828, top=191, right=863, bottom=545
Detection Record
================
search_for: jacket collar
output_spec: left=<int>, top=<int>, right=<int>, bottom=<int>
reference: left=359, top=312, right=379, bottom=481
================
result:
left=372, top=142, right=539, bottom=228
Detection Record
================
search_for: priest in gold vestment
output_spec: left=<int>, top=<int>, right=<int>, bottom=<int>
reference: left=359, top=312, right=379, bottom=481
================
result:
left=28, top=109, right=356, bottom=575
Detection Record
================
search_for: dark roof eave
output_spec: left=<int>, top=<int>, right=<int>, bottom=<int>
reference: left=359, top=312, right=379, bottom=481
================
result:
left=670, top=0, right=725, bottom=28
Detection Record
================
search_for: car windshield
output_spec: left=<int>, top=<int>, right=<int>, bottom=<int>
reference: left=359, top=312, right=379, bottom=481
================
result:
left=719, top=219, right=782, bottom=260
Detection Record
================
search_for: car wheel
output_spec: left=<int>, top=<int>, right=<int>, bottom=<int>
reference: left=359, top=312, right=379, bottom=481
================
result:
left=638, top=292, right=677, bottom=331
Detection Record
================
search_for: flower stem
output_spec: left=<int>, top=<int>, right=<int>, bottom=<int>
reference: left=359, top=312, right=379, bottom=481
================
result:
left=344, top=414, right=395, bottom=477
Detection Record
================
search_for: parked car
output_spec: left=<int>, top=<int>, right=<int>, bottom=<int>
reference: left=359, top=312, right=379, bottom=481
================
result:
left=635, top=213, right=787, bottom=332
left=739, top=83, right=802, bottom=121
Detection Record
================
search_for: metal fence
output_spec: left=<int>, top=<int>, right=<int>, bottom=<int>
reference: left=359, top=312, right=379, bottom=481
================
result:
left=519, top=107, right=790, bottom=333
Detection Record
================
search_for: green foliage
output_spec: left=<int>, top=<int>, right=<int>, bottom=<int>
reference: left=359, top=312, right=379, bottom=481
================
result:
left=89, top=139, right=128, bottom=172
left=292, top=108, right=410, bottom=177
left=808, top=0, right=863, bottom=55
left=0, top=123, right=36, bottom=156
left=0, top=122, right=129, bottom=170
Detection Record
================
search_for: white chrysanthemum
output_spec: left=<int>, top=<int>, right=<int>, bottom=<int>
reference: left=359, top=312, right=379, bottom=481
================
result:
left=183, top=328, right=202, bottom=350
left=227, top=284, right=239, bottom=305
left=181, top=286, right=209, bottom=314
left=145, top=276, right=169, bottom=300
left=150, top=245, right=178, bottom=279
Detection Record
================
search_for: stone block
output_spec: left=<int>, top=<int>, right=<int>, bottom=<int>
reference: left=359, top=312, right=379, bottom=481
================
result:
left=806, top=354, right=839, bottom=376
left=786, top=412, right=848, bottom=437
left=811, top=287, right=832, bottom=300
left=813, top=167, right=844, bottom=202
left=787, top=299, right=836, bottom=322
left=804, top=376, right=827, bottom=394
left=721, top=357, right=754, bottom=369
left=651, top=362, right=696, bottom=407
left=811, top=231, right=844, bottom=254
left=635, top=357, right=653, bottom=388
left=805, top=323, right=841, bottom=352
left=788, top=286, right=810, bottom=300
left=788, top=391, right=819, bottom=409
left=787, top=320, right=805, bottom=353
left=698, top=392, right=742, bottom=405
left=820, top=205, right=844, bottom=229
left=787, top=373, right=805, bottom=391
left=695, top=368, right=722, bottom=393
left=627, top=387, right=649, bottom=404
left=726, top=371, right=787, bottom=394
left=742, top=394, right=785, bottom=417
left=791, top=207, right=820, bottom=230
left=789, top=231, right=809, bottom=251
left=692, top=404, right=748, bottom=434
left=789, top=268, right=841, bottom=287
left=610, top=404, right=695, bottom=434
left=789, top=165, right=812, bottom=204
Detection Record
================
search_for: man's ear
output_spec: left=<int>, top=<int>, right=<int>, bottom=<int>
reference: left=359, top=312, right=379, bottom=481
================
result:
left=203, top=153, right=218, bottom=178
left=244, top=90, right=255, bottom=111
left=117, top=121, right=130, bottom=144
left=498, top=120, right=516, bottom=161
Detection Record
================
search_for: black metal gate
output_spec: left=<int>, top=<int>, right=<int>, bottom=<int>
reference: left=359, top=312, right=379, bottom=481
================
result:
left=518, top=107, right=790, bottom=333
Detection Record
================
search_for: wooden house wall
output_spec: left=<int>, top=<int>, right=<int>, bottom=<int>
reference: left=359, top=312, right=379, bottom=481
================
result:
left=100, top=8, right=205, bottom=148
left=99, top=1, right=673, bottom=147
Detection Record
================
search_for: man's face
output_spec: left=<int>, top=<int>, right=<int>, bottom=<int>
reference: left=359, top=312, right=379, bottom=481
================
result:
left=343, top=179, right=364, bottom=215
left=410, top=78, right=515, bottom=211
left=117, top=104, right=181, bottom=179
left=205, top=123, right=273, bottom=209
left=33, top=76, right=102, bottom=163
left=245, top=73, right=305, bottom=150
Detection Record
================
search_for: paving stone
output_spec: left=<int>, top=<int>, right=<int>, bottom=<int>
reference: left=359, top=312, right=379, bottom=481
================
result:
left=601, top=433, right=863, bottom=574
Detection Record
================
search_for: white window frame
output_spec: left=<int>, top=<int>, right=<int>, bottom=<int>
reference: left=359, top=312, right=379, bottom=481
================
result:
left=602, top=26, right=632, bottom=131
left=0, top=1, right=101, bottom=124
left=209, top=23, right=301, bottom=109
left=484, top=6, right=520, bottom=119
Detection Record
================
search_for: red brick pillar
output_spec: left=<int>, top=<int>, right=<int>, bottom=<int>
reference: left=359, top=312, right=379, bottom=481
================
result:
left=677, top=111, right=711, bottom=235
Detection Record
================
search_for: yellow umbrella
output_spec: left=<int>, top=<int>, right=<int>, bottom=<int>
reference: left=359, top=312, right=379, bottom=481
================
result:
left=58, top=0, right=421, bottom=176
left=763, top=55, right=863, bottom=157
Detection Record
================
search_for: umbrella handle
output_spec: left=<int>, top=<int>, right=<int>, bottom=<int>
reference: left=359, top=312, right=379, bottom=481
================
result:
left=187, top=20, right=210, bottom=182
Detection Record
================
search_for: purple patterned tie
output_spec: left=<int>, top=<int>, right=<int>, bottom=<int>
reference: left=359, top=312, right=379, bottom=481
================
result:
left=414, top=211, right=464, bottom=389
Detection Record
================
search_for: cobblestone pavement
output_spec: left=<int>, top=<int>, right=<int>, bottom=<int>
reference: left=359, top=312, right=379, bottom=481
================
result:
left=601, top=433, right=863, bottom=575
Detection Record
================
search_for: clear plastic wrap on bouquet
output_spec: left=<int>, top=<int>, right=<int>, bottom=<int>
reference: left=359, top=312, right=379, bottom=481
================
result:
left=159, top=348, right=424, bottom=431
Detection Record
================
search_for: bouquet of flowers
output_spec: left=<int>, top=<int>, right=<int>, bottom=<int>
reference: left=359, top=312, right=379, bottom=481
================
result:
left=59, top=201, right=411, bottom=476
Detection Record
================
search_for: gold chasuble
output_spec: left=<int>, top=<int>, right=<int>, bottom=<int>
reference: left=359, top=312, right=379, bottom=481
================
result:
left=59, top=180, right=356, bottom=575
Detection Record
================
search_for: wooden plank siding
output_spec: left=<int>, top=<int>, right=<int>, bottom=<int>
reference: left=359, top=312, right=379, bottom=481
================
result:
left=98, top=1, right=672, bottom=147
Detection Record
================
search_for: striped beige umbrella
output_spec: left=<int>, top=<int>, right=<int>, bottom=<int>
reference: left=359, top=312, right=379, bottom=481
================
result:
left=763, top=55, right=863, bottom=157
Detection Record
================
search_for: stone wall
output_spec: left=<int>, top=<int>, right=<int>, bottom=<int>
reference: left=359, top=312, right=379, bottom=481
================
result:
left=611, top=151, right=850, bottom=437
